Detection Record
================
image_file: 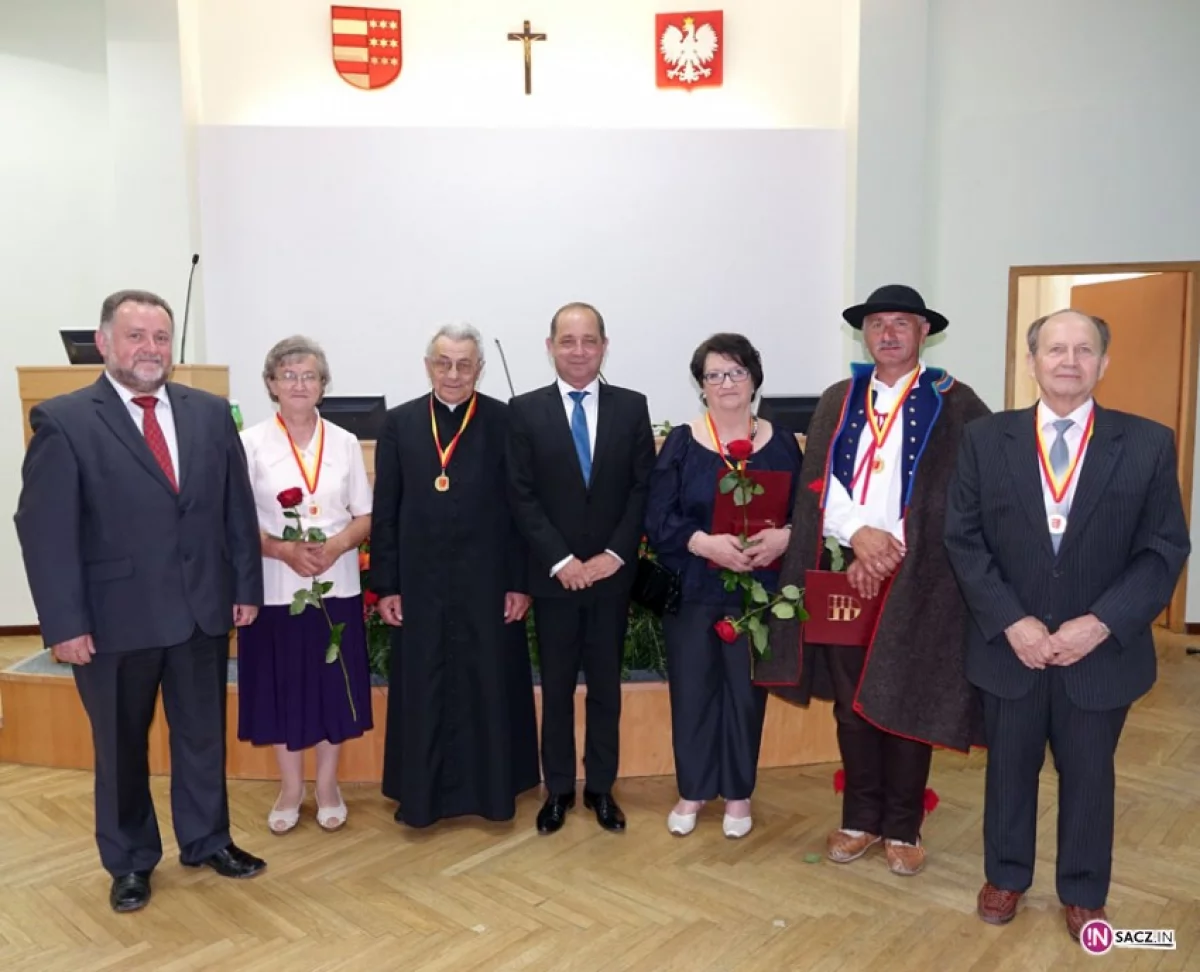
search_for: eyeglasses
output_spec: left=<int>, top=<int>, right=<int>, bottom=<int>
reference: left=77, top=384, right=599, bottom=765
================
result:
left=429, top=358, right=478, bottom=376
left=702, top=367, right=751, bottom=386
left=275, top=371, right=321, bottom=386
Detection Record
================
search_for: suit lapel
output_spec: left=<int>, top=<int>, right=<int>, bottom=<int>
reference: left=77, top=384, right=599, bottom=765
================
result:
left=1058, top=406, right=1121, bottom=557
left=544, top=384, right=583, bottom=480
left=92, top=376, right=177, bottom=495
left=1003, top=406, right=1056, bottom=557
left=590, top=383, right=615, bottom=485
left=167, top=383, right=199, bottom=494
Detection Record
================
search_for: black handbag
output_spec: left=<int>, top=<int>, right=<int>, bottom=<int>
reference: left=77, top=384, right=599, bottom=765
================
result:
left=630, top=556, right=682, bottom=616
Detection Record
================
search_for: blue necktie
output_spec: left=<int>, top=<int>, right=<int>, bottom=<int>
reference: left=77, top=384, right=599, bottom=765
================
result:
left=568, top=390, right=592, bottom=485
left=1049, top=418, right=1073, bottom=552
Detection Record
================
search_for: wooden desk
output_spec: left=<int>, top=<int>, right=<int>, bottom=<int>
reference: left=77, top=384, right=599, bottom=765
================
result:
left=17, top=365, right=229, bottom=447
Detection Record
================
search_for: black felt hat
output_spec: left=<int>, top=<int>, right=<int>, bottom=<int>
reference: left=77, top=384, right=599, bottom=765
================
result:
left=842, top=284, right=948, bottom=334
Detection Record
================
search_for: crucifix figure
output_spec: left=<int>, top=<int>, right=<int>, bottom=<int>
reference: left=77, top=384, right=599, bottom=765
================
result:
left=507, top=20, right=546, bottom=95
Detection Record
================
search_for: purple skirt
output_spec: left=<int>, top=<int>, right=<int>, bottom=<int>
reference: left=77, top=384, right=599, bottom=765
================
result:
left=237, top=595, right=374, bottom=750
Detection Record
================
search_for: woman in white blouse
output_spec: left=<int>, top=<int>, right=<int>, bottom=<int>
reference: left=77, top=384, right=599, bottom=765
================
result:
left=237, top=336, right=373, bottom=834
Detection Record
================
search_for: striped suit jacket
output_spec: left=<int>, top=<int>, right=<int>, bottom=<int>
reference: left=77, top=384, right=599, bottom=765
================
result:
left=944, top=404, right=1190, bottom=711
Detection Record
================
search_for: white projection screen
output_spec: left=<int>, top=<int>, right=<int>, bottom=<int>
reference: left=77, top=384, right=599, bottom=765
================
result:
left=197, top=126, right=846, bottom=426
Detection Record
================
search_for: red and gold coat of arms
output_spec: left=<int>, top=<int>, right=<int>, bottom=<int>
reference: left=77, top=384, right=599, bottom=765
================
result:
left=331, top=7, right=402, bottom=90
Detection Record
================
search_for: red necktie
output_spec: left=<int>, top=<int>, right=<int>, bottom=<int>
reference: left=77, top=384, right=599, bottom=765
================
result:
left=132, top=396, right=179, bottom=492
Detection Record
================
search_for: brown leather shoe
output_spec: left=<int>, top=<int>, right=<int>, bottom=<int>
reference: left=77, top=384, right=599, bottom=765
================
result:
left=976, top=883, right=1023, bottom=925
left=1065, top=905, right=1107, bottom=941
left=826, top=829, right=881, bottom=863
left=885, top=839, right=926, bottom=876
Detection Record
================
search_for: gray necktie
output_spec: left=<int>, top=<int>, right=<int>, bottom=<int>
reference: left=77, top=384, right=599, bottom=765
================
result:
left=1049, top=418, right=1073, bottom=551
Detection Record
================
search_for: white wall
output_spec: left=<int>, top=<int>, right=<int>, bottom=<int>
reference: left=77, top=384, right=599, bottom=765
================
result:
left=0, top=0, right=113, bottom=626
left=0, top=0, right=202, bottom=626
left=920, top=0, right=1200, bottom=616
left=194, top=0, right=847, bottom=129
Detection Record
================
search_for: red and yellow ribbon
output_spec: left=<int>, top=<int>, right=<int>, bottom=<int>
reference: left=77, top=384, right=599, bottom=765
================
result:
left=848, top=368, right=921, bottom=503
left=704, top=411, right=753, bottom=472
left=276, top=414, right=325, bottom=496
left=1036, top=408, right=1094, bottom=503
left=430, top=393, right=478, bottom=474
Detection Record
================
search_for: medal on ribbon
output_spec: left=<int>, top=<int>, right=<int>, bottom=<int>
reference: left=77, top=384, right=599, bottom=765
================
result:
left=430, top=393, right=478, bottom=492
left=849, top=368, right=920, bottom=502
left=276, top=415, right=324, bottom=516
left=1036, top=409, right=1094, bottom=536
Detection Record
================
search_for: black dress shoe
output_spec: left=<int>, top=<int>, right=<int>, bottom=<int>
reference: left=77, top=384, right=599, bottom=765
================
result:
left=393, top=805, right=404, bottom=824
left=184, top=843, right=266, bottom=879
left=536, top=792, right=575, bottom=834
left=583, top=790, right=626, bottom=832
left=110, top=871, right=152, bottom=913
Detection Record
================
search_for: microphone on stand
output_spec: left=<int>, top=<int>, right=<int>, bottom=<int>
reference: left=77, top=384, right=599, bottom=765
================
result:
left=179, top=253, right=199, bottom=363
left=494, top=338, right=518, bottom=399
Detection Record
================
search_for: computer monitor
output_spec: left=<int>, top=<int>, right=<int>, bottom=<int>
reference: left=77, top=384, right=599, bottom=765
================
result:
left=60, top=330, right=103, bottom=365
left=759, top=395, right=821, bottom=437
left=320, top=396, right=387, bottom=440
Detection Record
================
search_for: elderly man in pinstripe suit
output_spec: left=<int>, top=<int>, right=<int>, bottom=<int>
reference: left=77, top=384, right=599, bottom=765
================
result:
left=944, top=309, right=1190, bottom=941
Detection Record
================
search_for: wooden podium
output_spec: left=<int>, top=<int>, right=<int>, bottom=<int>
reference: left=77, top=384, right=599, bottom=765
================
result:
left=17, top=364, right=229, bottom=446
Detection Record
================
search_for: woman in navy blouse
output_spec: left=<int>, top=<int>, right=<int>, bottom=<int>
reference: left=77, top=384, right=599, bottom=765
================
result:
left=645, top=334, right=802, bottom=838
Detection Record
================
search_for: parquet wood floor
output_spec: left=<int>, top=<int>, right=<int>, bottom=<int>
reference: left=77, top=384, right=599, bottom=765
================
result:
left=1, top=634, right=1197, bottom=970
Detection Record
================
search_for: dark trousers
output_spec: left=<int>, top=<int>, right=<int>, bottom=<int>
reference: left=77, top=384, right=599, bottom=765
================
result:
left=72, top=631, right=232, bottom=877
left=534, top=595, right=629, bottom=795
left=664, top=602, right=767, bottom=801
left=980, top=668, right=1129, bottom=909
left=828, top=645, right=932, bottom=844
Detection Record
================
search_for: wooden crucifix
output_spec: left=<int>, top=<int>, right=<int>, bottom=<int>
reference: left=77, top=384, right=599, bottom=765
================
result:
left=506, top=20, right=546, bottom=95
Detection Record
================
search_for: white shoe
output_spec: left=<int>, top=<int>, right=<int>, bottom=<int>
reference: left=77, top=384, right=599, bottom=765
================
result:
left=723, top=814, right=752, bottom=839
left=316, top=787, right=347, bottom=832
left=667, top=809, right=698, bottom=836
left=268, top=786, right=305, bottom=835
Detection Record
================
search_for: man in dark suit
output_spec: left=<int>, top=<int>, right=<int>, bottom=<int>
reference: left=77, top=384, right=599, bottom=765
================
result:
left=944, top=309, right=1189, bottom=940
left=507, top=301, right=656, bottom=834
left=14, top=290, right=267, bottom=914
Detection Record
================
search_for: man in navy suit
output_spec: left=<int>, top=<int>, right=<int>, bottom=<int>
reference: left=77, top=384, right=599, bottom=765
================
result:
left=507, top=302, right=656, bottom=835
left=15, top=290, right=266, bottom=913
left=945, top=310, right=1189, bottom=940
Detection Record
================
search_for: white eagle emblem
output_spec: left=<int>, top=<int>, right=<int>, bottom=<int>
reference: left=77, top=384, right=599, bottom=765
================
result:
left=660, top=16, right=719, bottom=84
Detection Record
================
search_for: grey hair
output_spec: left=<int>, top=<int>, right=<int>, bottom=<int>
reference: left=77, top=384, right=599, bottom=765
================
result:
left=261, top=335, right=332, bottom=403
left=425, top=323, right=485, bottom=362
left=99, top=289, right=175, bottom=332
left=1026, top=309, right=1111, bottom=356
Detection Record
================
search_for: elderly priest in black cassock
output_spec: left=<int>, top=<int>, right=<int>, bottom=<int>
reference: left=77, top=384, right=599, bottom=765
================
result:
left=370, top=323, right=539, bottom=827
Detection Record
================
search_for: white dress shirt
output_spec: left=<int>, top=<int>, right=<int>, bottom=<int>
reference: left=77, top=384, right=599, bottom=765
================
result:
left=822, top=365, right=925, bottom=547
left=104, top=371, right=181, bottom=484
left=241, top=415, right=373, bottom=605
left=550, top=375, right=621, bottom=577
left=557, top=376, right=600, bottom=455
left=1037, top=398, right=1094, bottom=522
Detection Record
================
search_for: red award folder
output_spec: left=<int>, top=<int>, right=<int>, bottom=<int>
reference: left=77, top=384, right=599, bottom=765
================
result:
left=802, top=568, right=885, bottom=646
left=708, top=470, right=793, bottom=570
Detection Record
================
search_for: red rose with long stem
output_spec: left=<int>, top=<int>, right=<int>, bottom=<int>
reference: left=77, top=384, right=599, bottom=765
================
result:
left=726, top=439, right=754, bottom=463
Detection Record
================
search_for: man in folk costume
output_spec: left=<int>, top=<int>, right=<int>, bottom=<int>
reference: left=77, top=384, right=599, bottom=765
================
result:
left=756, top=284, right=989, bottom=875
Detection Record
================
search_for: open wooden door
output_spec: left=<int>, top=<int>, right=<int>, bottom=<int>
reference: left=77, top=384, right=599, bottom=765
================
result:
left=1070, top=272, right=1190, bottom=628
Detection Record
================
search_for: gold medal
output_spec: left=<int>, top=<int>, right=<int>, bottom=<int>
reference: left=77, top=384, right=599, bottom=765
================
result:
left=871, top=457, right=885, bottom=474
left=429, top=394, right=476, bottom=496
left=1048, top=512, right=1067, bottom=535
left=308, top=503, right=320, bottom=517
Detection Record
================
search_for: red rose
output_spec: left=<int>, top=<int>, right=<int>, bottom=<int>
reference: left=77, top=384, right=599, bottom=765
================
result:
left=714, top=619, right=739, bottom=644
left=277, top=487, right=304, bottom=509
left=363, top=589, right=379, bottom=608
left=726, top=439, right=754, bottom=462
